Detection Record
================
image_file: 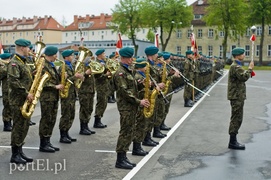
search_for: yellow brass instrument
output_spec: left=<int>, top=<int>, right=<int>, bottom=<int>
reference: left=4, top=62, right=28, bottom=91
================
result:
left=21, top=47, right=50, bottom=118
left=161, top=61, right=171, bottom=95
left=88, top=60, right=105, bottom=75
left=59, top=60, right=73, bottom=98
left=105, top=58, right=119, bottom=78
left=32, top=41, right=46, bottom=66
left=0, top=59, right=10, bottom=66
left=74, top=47, right=93, bottom=88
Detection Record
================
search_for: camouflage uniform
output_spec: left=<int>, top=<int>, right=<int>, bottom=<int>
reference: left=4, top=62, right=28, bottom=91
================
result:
left=114, top=63, right=141, bottom=153
left=183, top=57, right=195, bottom=103
left=8, top=54, right=33, bottom=147
left=227, top=60, right=252, bottom=135
left=59, top=61, right=77, bottom=131
left=39, top=60, right=60, bottom=138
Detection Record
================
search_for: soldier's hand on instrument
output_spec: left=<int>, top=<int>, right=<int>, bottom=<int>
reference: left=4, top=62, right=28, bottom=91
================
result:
left=249, top=61, right=254, bottom=70
left=158, top=82, right=165, bottom=89
left=56, top=84, right=64, bottom=90
left=106, top=70, right=112, bottom=76
left=65, top=72, right=68, bottom=79
left=85, top=69, right=91, bottom=75
left=27, top=93, right=34, bottom=102
left=75, top=72, right=84, bottom=79
left=140, top=99, right=150, bottom=108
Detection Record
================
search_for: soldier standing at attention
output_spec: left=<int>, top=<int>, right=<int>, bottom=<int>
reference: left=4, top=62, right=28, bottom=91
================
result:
left=78, top=57, right=95, bottom=135
left=0, top=53, right=13, bottom=131
left=39, top=46, right=64, bottom=152
left=107, top=53, right=117, bottom=103
left=59, top=49, right=84, bottom=143
left=8, top=39, right=34, bottom=164
left=228, top=47, right=254, bottom=150
left=114, top=47, right=150, bottom=169
left=183, top=50, right=195, bottom=107
left=93, top=49, right=111, bottom=128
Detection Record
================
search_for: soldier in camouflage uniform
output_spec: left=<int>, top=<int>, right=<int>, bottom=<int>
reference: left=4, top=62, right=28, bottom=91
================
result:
left=228, top=47, right=254, bottom=150
left=183, top=50, right=196, bottom=107
left=93, top=49, right=111, bottom=128
left=39, top=46, right=64, bottom=153
left=114, top=47, right=149, bottom=169
left=59, top=49, right=85, bottom=144
left=107, top=53, right=117, bottom=103
left=8, top=39, right=34, bottom=164
left=78, top=58, right=96, bottom=135
left=0, top=53, right=13, bottom=131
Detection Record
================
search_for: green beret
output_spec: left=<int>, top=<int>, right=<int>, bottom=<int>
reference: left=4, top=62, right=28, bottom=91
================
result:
left=232, top=47, right=245, bottom=56
left=119, top=47, right=134, bottom=58
left=109, top=53, right=115, bottom=59
left=4, top=50, right=9, bottom=53
left=29, top=44, right=33, bottom=50
left=44, top=46, right=58, bottom=56
left=186, top=50, right=194, bottom=55
left=145, top=46, right=159, bottom=56
left=0, top=53, right=11, bottom=60
left=163, top=53, right=170, bottom=60
left=95, top=49, right=105, bottom=56
left=158, top=52, right=163, bottom=58
left=135, top=58, right=147, bottom=68
left=15, top=39, right=31, bottom=47
left=62, top=49, right=74, bottom=58
left=199, top=51, right=202, bottom=55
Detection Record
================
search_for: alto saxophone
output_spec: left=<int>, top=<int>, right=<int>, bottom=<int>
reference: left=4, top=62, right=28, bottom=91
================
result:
left=161, top=61, right=171, bottom=95
left=59, top=60, right=73, bottom=99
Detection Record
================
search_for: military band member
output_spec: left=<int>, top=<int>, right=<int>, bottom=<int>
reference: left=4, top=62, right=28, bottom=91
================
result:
left=59, top=49, right=85, bottom=143
left=0, top=53, right=13, bottom=131
left=227, top=47, right=254, bottom=150
left=93, top=49, right=111, bottom=128
left=183, top=50, right=196, bottom=107
left=78, top=58, right=96, bottom=135
left=114, top=47, right=150, bottom=169
left=8, top=39, right=34, bottom=164
left=39, top=46, right=64, bottom=152
left=107, top=53, right=117, bottom=103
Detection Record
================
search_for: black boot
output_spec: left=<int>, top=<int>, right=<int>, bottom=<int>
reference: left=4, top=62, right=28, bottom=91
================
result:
left=19, top=145, right=33, bottom=162
left=160, top=120, right=171, bottom=131
left=111, top=95, right=116, bottom=102
left=10, top=146, right=27, bottom=164
left=59, top=130, right=72, bottom=144
left=115, top=152, right=134, bottom=169
left=228, top=134, right=245, bottom=150
left=132, top=142, right=148, bottom=156
left=142, top=132, right=157, bottom=147
left=29, top=120, right=36, bottom=126
left=86, top=123, right=96, bottom=134
left=79, top=123, right=91, bottom=135
left=107, top=96, right=115, bottom=103
left=3, top=121, right=12, bottom=131
left=93, top=116, right=107, bottom=128
left=46, top=137, right=60, bottom=151
left=184, top=99, right=193, bottom=107
left=39, top=138, right=55, bottom=153
left=124, top=153, right=136, bottom=167
left=66, top=131, right=77, bottom=142
left=153, top=126, right=167, bottom=138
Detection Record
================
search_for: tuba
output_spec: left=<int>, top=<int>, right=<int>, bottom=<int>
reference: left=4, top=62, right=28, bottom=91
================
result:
left=74, top=47, right=92, bottom=89
left=21, top=44, right=50, bottom=118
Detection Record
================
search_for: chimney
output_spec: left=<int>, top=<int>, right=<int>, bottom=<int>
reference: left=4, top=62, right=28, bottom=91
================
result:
left=2, top=18, right=6, bottom=24
left=33, top=16, right=38, bottom=22
left=22, top=17, right=26, bottom=23
left=86, top=14, right=90, bottom=21
left=74, top=15, right=78, bottom=24
left=13, top=17, right=17, bottom=24
left=44, top=15, right=48, bottom=25
left=100, top=13, right=105, bottom=24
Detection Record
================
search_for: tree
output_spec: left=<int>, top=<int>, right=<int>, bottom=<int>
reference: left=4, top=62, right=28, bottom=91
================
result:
left=146, top=29, right=155, bottom=42
left=111, top=0, right=142, bottom=56
left=248, top=0, right=271, bottom=65
left=203, top=0, right=248, bottom=61
left=140, top=0, right=193, bottom=51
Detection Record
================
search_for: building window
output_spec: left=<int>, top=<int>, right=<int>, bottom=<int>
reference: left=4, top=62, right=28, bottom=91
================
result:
left=246, top=28, right=250, bottom=36
left=231, top=45, right=236, bottom=52
left=268, top=45, right=271, bottom=57
left=177, top=29, right=182, bottom=38
left=208, top=29, right=214, bottom=38
left=92, top=32, right=94, bottom=36
left=197, top=29, right=202, bottom=38
left=187, top=30, right=192, bottom=38
left=101, top=35, right=104, bottom=40
left=66, top=33, right=68, bottom=37
left=256, top=45, right=260, bottom=56
left=219, top=31, right=224, bottom=37
left=256, top=26, right=262, bottom=36
left=187, top=46, right=191, bottom=51
left=208, top=45, right=213, bottom=56
left=198, top=46, right=202, bottom=52
left=245, top=45, right=250, bottom=57
left=74, top=36, right=77, bottom=41
left=219, top=45, right=223, bottom=57
left=176, top=46, right=181, bottom=54
left=142, top=29, right=145, bottom=33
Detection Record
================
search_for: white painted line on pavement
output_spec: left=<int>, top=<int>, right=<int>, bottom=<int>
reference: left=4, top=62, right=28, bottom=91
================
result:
left=123, top=71, right=228, bottom=180
left=95, top=150, right=132, bottom=154
left=0, top=146, right=39, bottom=150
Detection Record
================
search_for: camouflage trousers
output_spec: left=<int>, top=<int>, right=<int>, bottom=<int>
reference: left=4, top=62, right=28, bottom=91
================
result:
left=229, top=100, right=244, bottom=135
left=154, top=96, right=165, bottom=127
left=39, top=101, right=59, bottom=138
left=2, top=92, right=12, bottom=122
left=116, top=110, right=136, bottom=153
left=78, top=93, right=95, bottom=123
left=59, top=96, right=76, bottom=131
left=133, top=108, right=148, bottom=143
left=162, top=94, right=173, bottom=121
left=183, top=83, right=193, bottom=101
left=10, top=105, right=30, bottom=147
left=94, top=90, right=108, bottom=118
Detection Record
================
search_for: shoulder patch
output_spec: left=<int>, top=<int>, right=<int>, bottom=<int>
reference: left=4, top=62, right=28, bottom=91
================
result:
left=118, top=72, right=123, bottom=76
left=12, top=63, right=17, bottom=66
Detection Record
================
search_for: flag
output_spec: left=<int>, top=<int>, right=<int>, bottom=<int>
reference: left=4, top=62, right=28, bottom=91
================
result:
left=0, top=40, right=3, bottom=54
left=190, top=32, right=198, bottom=57
left=154, top=33, right=159, bottom=48
left=116, top=33, right=122, bottom=56
left=250, top=34, right=256, bottom=42
left=250, top=31, right=256, bottom=77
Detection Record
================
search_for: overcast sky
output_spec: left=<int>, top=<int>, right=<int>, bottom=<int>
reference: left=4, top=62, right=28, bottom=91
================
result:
left=0, top=0, right=196, bottom=25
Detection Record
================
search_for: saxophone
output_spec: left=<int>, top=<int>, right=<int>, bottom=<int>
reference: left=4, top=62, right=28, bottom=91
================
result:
left=59, top=60, right=73, bottom=99
left=161, top=61, right=171, bottom=95
left=21, top=55, right=50, bottom=118
left=142, top=62, right=159, bottom=118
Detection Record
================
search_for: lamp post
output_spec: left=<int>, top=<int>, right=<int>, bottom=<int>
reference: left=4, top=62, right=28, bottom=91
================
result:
left=171, top=21, right=182, bottom=54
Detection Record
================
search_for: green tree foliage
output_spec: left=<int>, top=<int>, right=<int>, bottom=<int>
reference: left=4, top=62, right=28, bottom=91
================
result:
left=140, top=0, right=193, bottom=51
left=146, top=29, right=155, bottom=42
left=203, top=0, right=248, bottom=61
left=248, top=0, right=271, bottom=65
left=111, top=0, right=142, bottom=56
